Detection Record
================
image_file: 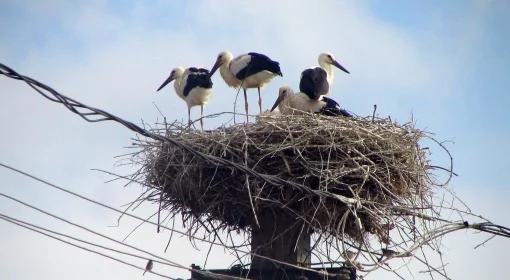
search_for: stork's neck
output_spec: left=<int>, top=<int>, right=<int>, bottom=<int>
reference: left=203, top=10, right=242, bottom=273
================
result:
left=277, top=95, right=292, bottom=114
left=173, top=75, right=183, bottom=97
left=220, top=60, right=240, bottom=87
left=282, top=94, right=293, bottom=107
left=320, top=62, right=334, bottom=84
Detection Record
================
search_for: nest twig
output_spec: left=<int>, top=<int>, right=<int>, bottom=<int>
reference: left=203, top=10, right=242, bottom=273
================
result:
left=140, top=114, right=431, bottom=240
left=129, top=113, right=456, bottom=273
left=2, top=62, right=509, bottom=279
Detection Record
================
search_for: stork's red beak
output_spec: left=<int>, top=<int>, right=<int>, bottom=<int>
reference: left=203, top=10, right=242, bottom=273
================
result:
left=332, top=60, right=350, bottom=74
left=156, top=75, right=174, bottom=92
left=270, top=95, right=284, bottom=112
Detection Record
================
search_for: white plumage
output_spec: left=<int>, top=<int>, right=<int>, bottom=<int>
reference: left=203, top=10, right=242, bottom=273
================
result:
left=270, top=86, right=352, bottom=117
left=157, top=67, right=213, bottom=130
left=317, top=52, right=350, bottom=87
left=229, top=55, right=252, bottom=77
left=299, top=53, right=350, bottom=99
left=210, top=51, right=282, bottom=122
left=270, top=86, right=321, bottom=114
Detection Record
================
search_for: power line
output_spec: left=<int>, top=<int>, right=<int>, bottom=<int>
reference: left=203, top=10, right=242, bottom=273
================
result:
left=0, top=162, right=221, bottom=247
left=0, top=212, right=178, bottom=275
left=0, top=193, right=185, bottom=269
left=0, top=62, right=379, bottom=276
left=0, top=192, right=246, bottom=280
left=2, top=62, right=510, bottom=279
left=0, top=162, right=332, bottom=276
left=0, top=213, right=176, bottom=279
left=0, top=63, right=295, bottom=190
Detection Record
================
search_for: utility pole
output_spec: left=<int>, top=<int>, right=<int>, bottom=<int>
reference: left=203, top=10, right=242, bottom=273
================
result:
left=190, top=209, right=355, bottom=280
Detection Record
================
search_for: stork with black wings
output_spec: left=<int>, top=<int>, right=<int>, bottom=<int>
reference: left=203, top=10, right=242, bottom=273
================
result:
left=299, top=52, right=350, bottom=100
left=210, top=51, right=282, bottom=122
left=157, top=67, right=213, bottom=130
left=270, top=86, right=352, bottom=117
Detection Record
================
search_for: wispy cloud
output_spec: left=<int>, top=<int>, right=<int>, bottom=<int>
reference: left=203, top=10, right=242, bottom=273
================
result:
left=1, top=1, right=508, bottom=279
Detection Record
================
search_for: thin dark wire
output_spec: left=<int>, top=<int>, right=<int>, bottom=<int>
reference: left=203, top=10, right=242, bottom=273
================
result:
left=0, top=62, right=375, bottom=213
left=0, top=214, right=175, bottom=279
left=0, top=162, right=328, bottom=276
left=0, top=162, right=224, bottom=247
left=0, top=193, right=247, bottom=280
left=0, top=212, right=177, bottom=270
left=0, top=192, right=185, bottom=269
left=5, top=63, right=508, bottom=277
left=0, top=63, right=300, bottom=190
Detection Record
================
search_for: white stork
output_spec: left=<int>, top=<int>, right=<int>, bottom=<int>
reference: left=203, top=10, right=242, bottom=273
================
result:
left=299, top=53, right=349, bottom=100
left=270, top=86, right=352, bottom=117
left=209, top=51, right=282, bottom=122
left=157, top=67, right=213, bottom=130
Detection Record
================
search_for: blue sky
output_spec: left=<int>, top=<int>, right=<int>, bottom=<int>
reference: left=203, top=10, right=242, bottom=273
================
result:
left=1, top=1, right=509, bottom=279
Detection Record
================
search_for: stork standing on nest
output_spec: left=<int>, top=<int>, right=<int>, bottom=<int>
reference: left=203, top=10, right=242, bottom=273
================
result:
left=209, top=51, right=282, bottom=122
left=299, top=53, right=350, bottom=100
left=157, top=67, right=213, bottom=130
left=270, top=86, right=352, bottom=117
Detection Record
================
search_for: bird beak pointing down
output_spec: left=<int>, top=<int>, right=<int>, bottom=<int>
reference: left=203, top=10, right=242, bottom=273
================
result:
left=332, top=60, right=350, bottom=74
left=156, top=75, right=174, bottom=92
left=209, top=58, right=222, bottom=77
left=270, top=95, right=284, bottom=112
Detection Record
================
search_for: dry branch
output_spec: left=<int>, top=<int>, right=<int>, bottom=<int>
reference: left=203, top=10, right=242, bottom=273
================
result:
left=3, top=62, right=509, bottom=279
left=131, top=112, right=452, bottom=275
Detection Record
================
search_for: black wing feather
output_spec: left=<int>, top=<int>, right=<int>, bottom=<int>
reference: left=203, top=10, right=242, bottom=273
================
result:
left=319, top=96, right=352, bottom=117
left=235, top=52, right=282, bottom=80
left=183, top=68, right=213, bottom=97
left=188, top=67, right=210, bottom=74
left=300, top=67, right=329, bottom=100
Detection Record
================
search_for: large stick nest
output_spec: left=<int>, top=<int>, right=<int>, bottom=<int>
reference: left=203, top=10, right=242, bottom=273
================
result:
left=135, top=113, right=435, bottom=243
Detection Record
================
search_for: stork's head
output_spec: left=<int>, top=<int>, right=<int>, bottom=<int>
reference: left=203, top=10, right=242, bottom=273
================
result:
left=270, top=86, right=294, bottom=112
left=318, top=52, right=350, bottom=74
left=157, top=67, right=185, bottom=92
left=210, top=51, right=233, bottom=76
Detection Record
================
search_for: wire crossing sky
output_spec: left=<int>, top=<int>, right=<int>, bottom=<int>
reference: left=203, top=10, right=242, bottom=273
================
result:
left=1, top=1, right=509, bottom=279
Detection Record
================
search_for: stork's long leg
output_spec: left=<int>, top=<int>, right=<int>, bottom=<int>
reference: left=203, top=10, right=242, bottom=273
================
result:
left=200, top=105, right=204, bottom=131
left=257, top=87, right=262, bottom=114
left=188, top=107, right=191, bottom=128
left=243, top=88, right=249, bottom=123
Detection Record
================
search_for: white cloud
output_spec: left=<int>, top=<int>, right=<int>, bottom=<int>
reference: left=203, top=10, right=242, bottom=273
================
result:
left=1, top=1, right=507, bottom=280
left=193, top=0, right=439, bottom=92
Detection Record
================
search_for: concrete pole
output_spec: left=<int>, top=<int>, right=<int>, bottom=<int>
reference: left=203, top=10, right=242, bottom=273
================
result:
left=250, top=209, right=311, bottom=271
